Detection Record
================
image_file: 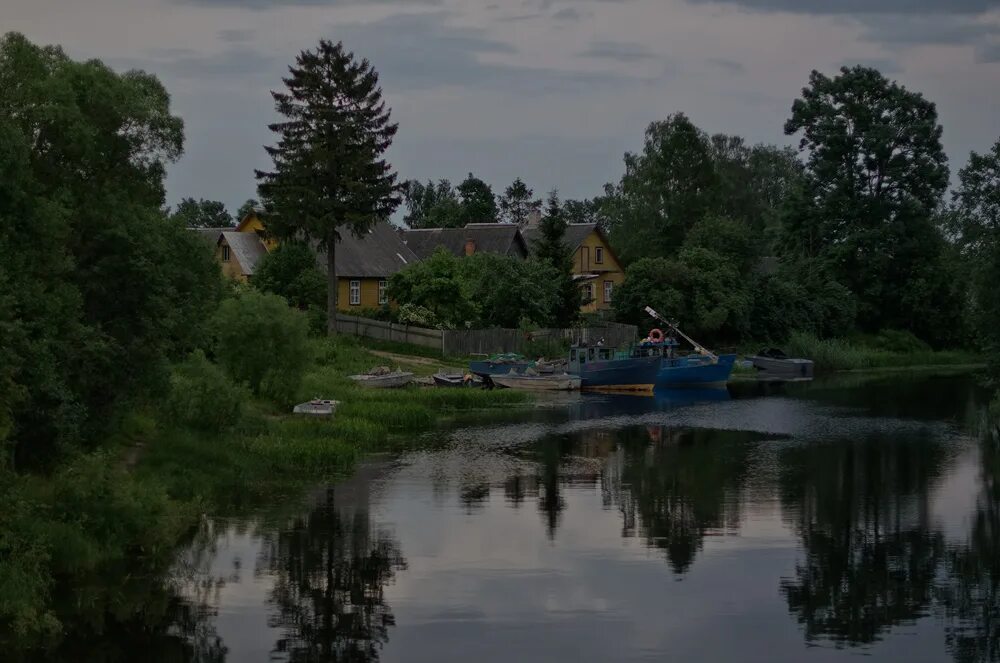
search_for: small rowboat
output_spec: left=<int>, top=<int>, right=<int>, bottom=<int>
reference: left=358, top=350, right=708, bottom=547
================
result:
left=433, top=372, right=482, bottom=388
left=349, top=369, right=414, bottom=389
left=293, top=399, right=339, bottom=417
left=491, top=372, right=582, bottom=392
left=748, top=348, right=815, bottom=378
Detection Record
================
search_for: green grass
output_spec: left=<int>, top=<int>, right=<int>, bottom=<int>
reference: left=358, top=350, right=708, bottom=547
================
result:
left=785, top=331, right=982, bottom=372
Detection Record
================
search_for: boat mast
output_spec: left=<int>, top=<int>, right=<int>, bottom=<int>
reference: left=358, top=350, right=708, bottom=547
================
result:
left=643, top=306, right=718, bottom=363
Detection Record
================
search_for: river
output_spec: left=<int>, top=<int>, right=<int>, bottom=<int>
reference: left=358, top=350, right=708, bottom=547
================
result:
left=115, top=372, right=1000, bottom=661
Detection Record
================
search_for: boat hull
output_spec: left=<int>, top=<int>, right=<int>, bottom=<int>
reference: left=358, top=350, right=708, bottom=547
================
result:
left=469, top=360, right=533, bottom=377
left=576, top=356, right=662, bottom=392
left=492, top=374, right=582, bottom=391
left=749, top=356, right=814, bottom=378
left=349, top=372, right=414, bottom=389
left=655, top=354, right=736, bottom=387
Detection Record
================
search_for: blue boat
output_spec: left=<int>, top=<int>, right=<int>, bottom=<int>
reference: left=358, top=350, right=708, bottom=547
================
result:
left=469, top=354, right=533, bottom=377
left=638, top=307, right=737, bottom=387
left=631, top=338, right=736, bottom=387
left=567, top=345, right=662, bottom=392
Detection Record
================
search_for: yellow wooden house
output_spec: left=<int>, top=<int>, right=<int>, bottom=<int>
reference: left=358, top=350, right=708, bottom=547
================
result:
left=197, top=211, right=417, bottom=311
left=523, top=223, right=625, bottom=313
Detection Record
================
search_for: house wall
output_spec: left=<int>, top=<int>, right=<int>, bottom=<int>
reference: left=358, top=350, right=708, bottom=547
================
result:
left=236, top=213, right=278, bottom=250
left=216, top=240, right=249, bottom=282
left=573, top=230, right=625, bottom=313
left=337, top=277, right=389, bottom=311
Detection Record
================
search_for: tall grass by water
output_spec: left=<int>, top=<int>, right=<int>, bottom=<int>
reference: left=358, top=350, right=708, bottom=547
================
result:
left=786, top=331, right=981, bottom=371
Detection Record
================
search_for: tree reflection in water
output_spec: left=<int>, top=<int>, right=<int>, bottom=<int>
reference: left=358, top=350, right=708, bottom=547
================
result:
left=942, top=434, right=1000, bottom=662
left=602, top=427, right=753, bottom=574
left=259, top=487, right=406, bottom=662
left=778, top=431, right=949, bottom=646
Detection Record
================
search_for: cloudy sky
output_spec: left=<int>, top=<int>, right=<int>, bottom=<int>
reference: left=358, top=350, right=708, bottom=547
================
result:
left=4, top=0, right=1000, bottom=213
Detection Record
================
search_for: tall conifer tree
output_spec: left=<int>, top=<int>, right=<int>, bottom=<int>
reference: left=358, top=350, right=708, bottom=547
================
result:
left=257, top=40, right=400, bottom=333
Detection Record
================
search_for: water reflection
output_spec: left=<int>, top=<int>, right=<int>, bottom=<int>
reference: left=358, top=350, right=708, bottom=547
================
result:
left=603, top=427, right=756, bottom=573
left=777, top=431, right=950, bottom=645
left=74, top=371, right=1000, bottom=662
left=259, top=488, right=406, bottom=662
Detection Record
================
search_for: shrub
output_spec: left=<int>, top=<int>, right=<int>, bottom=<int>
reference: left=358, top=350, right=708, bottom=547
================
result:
left=167, top=350, right=247, bottom=432
left=211, top=290, right=311, bottom=405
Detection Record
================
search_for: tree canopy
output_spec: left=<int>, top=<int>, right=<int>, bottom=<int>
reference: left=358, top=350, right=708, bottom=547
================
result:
left=499, top=177, right=541, bottom=226
left=257, top=40, right=400, bottom=333
left=169, top=197, right=233, bottom=228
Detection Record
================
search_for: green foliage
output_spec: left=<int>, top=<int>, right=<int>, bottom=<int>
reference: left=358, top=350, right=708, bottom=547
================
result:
left=0, top=33, right=220, bottom=469
left=167, top=351, right=247, bottom=432
left=613, top=250, right=750, bottom=342
left=211, top=290, right=311, bottom=404
left=785, top=332, right=977, bottom=371
left=169, top=197, right=233, bottom=228
left=456, top=173, right=498, bottom=224
left=683, top=214, right=758, bottom=275
left=257, top=40, right=401, bottom=332
left=252, top=241, right=327, bottom=310
left=388, top=248, right=474, bottom=327
left=532, top=190, right=580, bottom=327
left=782, top=66, right=953, bottom=339
left=236, top=198, right=259, bottom=221
left=499, top=177, right=541, bottom=226
left=401, top=179, right=464, bottom=229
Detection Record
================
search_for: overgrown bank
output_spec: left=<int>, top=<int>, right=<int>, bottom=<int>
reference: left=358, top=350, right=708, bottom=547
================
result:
left=1, top=333, right=531, bottom=656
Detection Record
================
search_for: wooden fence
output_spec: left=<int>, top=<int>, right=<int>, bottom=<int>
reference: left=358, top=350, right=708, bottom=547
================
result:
left=335, top=313, right=637, bottom=357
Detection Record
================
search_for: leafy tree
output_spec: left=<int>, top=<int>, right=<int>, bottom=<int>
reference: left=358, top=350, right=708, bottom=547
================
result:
left=499, top=177, right=541, bottom=226
left=257, top=40, right=401, bottom=335
left=534, top=190, right=581, bottom=326
left=402, top=179, right=462, bottom=228
left=169, top=197, right=233, bottom=228
left=456, top=172, right=498, bottom=224
left=0, top=33, right=219, bottom=469
left=253, top=241, right=326, bottom=311
left=211, top=290, right=311, bottom=404
left=605, top=114, right=718, bottom=263
left=612, top=249, right=751, bottom=341
left=563, top=198, right=603, bottom=226
left=683, top=214, right=758, bottom=276
left=783, top=66, right=951, bottom=336
left=166, top=350, right=247, bottom=432
left=236, top=198, right=259, bottom=222
left=388, top=248, right=474, bottom=327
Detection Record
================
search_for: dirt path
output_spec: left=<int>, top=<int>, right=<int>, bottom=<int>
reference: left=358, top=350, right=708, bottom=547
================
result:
left=367, top=350, right=442, bottom=366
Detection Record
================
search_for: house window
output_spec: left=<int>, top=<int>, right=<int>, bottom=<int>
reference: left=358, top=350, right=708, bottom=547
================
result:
left=604, top=280, right=613, bottom=303
left=349, top=280, right=361, bottom=306
left=222, top=245, right=231, bottom=262
left=583, top=283, right=594, bottom=303
left=378, top=279, right=388, bottom=305
left=595, top=246, right=604, bottom=264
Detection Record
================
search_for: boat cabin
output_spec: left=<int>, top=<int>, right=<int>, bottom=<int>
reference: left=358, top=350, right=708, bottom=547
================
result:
left=630, top=338, right=680, bottom=359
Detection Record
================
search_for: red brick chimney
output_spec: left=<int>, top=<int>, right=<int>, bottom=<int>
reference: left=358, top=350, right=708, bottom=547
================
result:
left=465, top=238, right=476, bottom=256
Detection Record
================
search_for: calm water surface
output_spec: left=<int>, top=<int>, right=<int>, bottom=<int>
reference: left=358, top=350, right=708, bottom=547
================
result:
left=161, top=373, right=1000, bottom=662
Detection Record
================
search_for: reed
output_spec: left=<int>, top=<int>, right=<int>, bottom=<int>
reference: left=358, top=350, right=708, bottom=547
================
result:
left=786, top=331, right=981, bottom=371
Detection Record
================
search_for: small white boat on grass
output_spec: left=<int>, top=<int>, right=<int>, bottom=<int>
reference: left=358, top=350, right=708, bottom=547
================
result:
left=491, top=372, right=582, bottom=391
left=293, top=399, right=340, bottom=417
left=349, top=366, right=414, bottom=389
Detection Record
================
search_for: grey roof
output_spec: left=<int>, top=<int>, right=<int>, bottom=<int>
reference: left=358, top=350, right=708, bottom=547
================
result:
left=316, top=221, right=419, bottom=278
left=522, top=223, right=599, bottom=254
left=402, top=224, right=528, bottom=260
left=193, top=227, right=231, bottom=247
left=220, top=231, right=268, bottom=276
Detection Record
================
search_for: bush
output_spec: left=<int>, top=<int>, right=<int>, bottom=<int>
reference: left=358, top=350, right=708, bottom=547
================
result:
left=211, top=290, right=311, bottom=405
left=167, top=351, right=247, bottom=432
left=862, top=329, right=932, bottom=354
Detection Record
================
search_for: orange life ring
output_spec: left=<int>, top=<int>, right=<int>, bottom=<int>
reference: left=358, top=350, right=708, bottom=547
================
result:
left=648, top=328, right=664, bottom=343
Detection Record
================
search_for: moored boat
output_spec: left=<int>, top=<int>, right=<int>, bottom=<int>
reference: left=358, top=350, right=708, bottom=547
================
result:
left=641, top=307, right=736, bottom=387
left=349, top=367, right=414, bottom=389
left=292, top=399, right=339, bottom=417
left=469, top=353, right=534, bottom=377
left=567, top=344, right=662, bottom=392
left=748, top=348, right=814, bottom=378
left=491, top=372, right=582, bottom=391
left=433, top=372, right=482, bottom=388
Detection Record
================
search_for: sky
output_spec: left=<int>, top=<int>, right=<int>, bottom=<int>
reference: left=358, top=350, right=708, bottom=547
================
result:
left=4, top=0, right=1000, bottom=214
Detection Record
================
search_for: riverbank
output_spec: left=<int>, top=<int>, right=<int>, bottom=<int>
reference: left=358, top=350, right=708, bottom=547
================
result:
left=783, top=331, right=980, bottom=372
left=1, top=336, right=532, bottom=656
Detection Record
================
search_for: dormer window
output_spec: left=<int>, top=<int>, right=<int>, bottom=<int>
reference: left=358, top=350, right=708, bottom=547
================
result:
left=222, top=245, right=231, bottom=262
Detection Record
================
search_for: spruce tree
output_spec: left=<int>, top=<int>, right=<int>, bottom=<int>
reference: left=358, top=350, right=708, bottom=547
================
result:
left=500, top=177, right=541, bottom=226
left=257, top=40, right=400, bottom=334
left=535, top=190, right=581, bottom=326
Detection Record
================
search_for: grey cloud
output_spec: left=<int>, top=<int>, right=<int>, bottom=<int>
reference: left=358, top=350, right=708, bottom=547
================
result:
left=683, top=0, right=998, bottom=14
left=552, top=7, right=583, bottom=20
left=110, top=46, right=283, bottom=80
left=579, top=40, right=656, bottom=62
left=324, top=13, right=655, bottom=94
left=174, top=0, right=440, bottom=8
left=977, top=41, right=1000, bottom=62
left=837, top=57, right=902, bottom=74
left=218, top=28, right=255, bottom=43
left=859, top=14, right=999, bottom=45
left=707, top=57, right=745, bottom=74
